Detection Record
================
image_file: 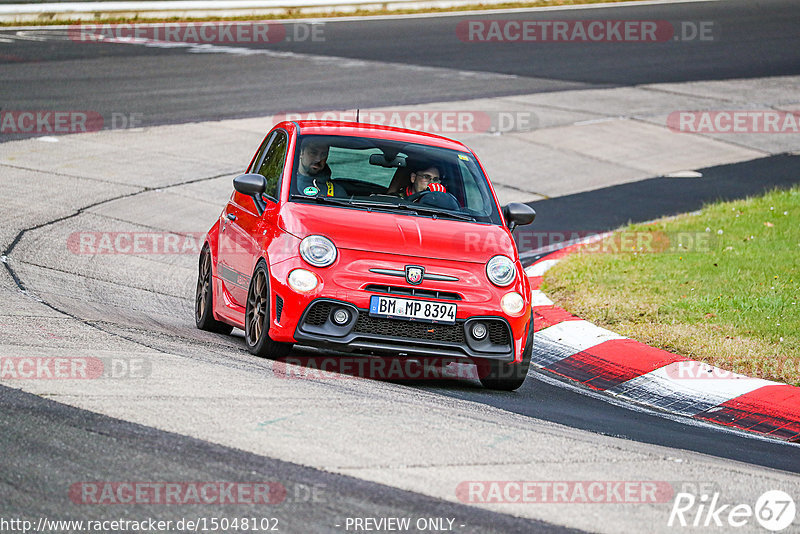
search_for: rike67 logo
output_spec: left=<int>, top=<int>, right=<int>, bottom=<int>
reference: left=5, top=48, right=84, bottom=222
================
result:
left=669, top=490, right=796, bottom=531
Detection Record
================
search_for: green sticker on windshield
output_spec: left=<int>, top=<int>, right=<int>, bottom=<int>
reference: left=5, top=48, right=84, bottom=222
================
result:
left=303, top=186, right=319, bottom=196
left=458, top=154, right=470, bottom=161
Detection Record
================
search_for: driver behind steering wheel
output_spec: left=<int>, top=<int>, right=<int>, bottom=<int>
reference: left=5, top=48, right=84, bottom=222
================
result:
left=400, top=164, right=446, bottom=198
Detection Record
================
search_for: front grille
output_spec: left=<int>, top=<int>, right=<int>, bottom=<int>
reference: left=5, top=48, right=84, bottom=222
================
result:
left=353, top=314, right=465, bottom=344
left=305, top=302, right=332, bottom=326
left=488, top=321, right=510, bottom=345
left=364, top=284, right=461, bottom=301
left=275, top=295, right=284, bottom=323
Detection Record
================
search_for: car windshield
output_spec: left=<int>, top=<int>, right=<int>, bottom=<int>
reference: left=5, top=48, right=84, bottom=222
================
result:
left=289, top=134, right=503, bottom=225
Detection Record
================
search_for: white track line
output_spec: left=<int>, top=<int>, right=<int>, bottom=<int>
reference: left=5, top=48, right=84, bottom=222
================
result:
left=532, top=320, right=627, bottom=368
left=608, top=363, right=779, bottom=417
left=525, top=259, right=560, bottom=277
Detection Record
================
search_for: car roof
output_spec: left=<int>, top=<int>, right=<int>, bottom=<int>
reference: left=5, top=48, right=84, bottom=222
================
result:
left=281, top=120, right=472, bottom=152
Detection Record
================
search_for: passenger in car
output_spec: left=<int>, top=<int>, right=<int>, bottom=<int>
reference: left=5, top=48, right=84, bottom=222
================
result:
left=296, top=139, right=347, bottom=197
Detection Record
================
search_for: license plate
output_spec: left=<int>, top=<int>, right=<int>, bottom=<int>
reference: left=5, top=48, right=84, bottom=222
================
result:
left=369, top=295, right=456, bottom=324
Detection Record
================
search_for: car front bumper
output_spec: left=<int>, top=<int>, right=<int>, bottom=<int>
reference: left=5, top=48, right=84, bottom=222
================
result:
left=267, top=252, right=532, bottom=362
left=292, top=298, right=528, bottom=362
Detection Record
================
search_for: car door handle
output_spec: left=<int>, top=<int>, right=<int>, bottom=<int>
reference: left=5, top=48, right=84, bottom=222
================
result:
left=226, top=213, right=237, bottom=221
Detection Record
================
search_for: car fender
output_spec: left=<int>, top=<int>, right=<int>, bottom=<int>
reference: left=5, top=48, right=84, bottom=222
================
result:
left=203, top=218, right=223, bottom=270
left=264, top=227, right=301, bottom=267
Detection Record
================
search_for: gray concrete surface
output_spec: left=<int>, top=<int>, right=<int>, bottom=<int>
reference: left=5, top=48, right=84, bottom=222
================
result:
left=359, top=76, right=799, bottom=202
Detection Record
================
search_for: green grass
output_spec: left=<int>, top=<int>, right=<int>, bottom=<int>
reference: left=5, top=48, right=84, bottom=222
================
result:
left=1, top=0, right=639, bottom=26
left=542, top=186, right=800, bottom=385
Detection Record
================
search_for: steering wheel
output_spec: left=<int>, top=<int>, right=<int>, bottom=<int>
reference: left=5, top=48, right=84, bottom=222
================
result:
left=406, top=190, right=432, bottom=203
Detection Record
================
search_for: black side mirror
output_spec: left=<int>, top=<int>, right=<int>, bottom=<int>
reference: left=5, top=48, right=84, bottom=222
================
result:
left=233, top=173, right=268, bottom=215
left=233, top=173, right=267, bottom=195
left=502, top=202, right=536, bottom=232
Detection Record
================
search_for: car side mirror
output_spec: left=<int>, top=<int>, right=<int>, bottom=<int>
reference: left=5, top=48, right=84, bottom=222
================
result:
left=502, top=203, right=536, bottom=232
left=233, top=173, right=267, bottom=195
left=233, top=173, right=268, bottom=215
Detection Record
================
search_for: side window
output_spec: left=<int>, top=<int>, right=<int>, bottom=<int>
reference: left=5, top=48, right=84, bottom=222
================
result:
left=460, top=160, right=483, bottom=210
left=248, top=132, right=274, bottom=174
left=257, top=131, right=288, bottom=200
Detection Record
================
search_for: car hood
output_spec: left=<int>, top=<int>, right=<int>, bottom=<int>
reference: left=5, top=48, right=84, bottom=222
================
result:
left=280, top=203, right=517, bottom=263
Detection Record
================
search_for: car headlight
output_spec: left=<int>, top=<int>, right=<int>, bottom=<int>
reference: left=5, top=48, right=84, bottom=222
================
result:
left=501, top=292, right=525, bottom=315
left=288, top=269, right=319, bottom=292
left=486, top=255, right=516, bottom=287
left=299, top=235, right=337, bottom=267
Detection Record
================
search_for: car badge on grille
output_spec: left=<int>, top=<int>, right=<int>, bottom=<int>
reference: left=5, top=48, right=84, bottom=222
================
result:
left=405, top=265, right=424, bottom=285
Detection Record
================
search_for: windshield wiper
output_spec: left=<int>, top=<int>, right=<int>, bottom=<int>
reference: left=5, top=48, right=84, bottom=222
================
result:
left=290, top=194, right=476, bottom=221
left=403, top=205, right=477, bottom=221
left=291, top=195, right=404, bottom=214
left=290, top=194, right=355, bottom=207
left=354, top=200, right=477, bottom=221
left=345, top=199, right=416, bottom=215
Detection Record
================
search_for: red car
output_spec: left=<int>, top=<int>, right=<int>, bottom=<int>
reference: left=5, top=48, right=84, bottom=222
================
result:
left=195, top=121, right=536, bottom=390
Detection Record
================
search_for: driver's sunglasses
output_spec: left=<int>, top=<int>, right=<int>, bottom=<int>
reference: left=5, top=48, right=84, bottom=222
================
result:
left=415, top=173, right=441, bottom=183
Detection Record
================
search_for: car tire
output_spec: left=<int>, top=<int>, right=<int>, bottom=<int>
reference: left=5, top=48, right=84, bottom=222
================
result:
left=477, top=312, right=533, bottom=391
left=195, top=246, right=234, bottom=335
left=245, top=260, right=293, bottom=359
